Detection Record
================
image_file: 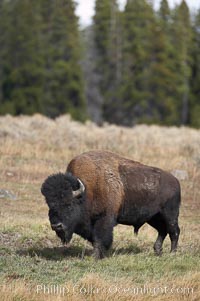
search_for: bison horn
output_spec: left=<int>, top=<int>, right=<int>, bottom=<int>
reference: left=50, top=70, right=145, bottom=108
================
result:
left=72, top=179, right=85, bottom=198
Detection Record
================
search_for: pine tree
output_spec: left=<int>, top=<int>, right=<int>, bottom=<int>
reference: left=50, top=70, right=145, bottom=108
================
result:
left=93, top=0, right=121, bottom=123
left=147, top=0, right=179, bottom=125
left=0, top=0, right=5, bottom=110
left=119, top=0, right=156, bottom=125
left=172, top=0, right=193, bottom=125
left=190, top=9, right=200, bottom=127
left=0, top=0, right=86, bottom=121
left=1, top=0, right=44, bottom=115
left=159, top=0, right=170, bottom=22
left=40, top=0, right=86, bottom=121
left=0, top=0, right=15, bottom=114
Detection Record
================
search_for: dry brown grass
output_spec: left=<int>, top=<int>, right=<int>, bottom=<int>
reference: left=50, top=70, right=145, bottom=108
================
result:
left=0, top=114, right=200, bottom=301
left=1, top=272, right=199, bottom=301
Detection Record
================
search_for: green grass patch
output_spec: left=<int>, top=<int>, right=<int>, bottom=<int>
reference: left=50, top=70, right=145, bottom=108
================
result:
left=0, top=234, right=199, bottom=287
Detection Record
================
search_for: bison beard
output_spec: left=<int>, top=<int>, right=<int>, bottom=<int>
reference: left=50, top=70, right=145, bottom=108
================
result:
left=55, top=229, right=66, bottom=243
left=41, top=151, right=181, bottom=259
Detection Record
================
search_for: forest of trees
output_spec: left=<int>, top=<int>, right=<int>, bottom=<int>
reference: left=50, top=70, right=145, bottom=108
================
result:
left=0, top=0, right=199, bottom=127
left=0, top=0, right=86, bottom=121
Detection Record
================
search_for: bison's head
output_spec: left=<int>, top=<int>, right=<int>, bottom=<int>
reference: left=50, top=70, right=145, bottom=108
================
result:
left=41, top=172, right=85, bottom=244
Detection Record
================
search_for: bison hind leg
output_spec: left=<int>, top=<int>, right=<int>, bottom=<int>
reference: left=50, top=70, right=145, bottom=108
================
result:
left=147, top=213, right=168, bottom=256
left=161, top=195, right=180, bottom=253
left=166, top=222, right=180, bottom=253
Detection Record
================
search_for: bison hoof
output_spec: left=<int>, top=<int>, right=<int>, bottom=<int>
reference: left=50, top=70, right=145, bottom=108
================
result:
left=93, top=249, right=105, bottom=260
left=93, top=244, right=106, bottom=260
left=170, top=249, right=177, bottom=254
left=154, top=247, right=163, bottom=256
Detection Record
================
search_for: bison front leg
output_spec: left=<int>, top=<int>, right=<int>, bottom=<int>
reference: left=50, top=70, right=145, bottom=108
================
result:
left=92, top=216, right=114, bottom=259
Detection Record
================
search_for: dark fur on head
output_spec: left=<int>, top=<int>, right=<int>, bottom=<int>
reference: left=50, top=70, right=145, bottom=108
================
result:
left=41, top=172, right=86, bottom=244
left=41, top=172, right=81, bottom=205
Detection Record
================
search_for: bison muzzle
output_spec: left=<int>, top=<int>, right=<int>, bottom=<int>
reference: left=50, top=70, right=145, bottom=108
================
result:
left=41, top=151, right=181, bottom=259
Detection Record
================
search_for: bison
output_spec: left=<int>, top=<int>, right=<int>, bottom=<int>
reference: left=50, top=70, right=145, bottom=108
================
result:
left=41, top=151, right=181, bottom=259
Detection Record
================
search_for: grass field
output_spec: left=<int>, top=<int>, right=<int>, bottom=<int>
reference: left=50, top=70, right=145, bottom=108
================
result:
left=0, top=114, right=199, bottom=301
